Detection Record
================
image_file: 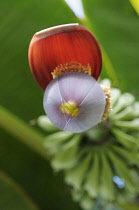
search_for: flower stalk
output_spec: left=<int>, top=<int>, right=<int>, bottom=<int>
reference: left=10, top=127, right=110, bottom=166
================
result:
left=0, top=106, right=48, bottom=159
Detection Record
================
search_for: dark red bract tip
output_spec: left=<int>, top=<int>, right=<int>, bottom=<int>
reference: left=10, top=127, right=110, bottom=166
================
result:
left=28, top=23, right=102, bottom=90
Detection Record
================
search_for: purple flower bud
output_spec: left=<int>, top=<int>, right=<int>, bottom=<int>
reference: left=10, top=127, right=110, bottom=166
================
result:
left=43, top=72, right=106, bottom=133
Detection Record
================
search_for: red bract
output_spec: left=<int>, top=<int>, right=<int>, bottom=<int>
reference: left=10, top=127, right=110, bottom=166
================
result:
left=28, top=23, right=102, bottom=90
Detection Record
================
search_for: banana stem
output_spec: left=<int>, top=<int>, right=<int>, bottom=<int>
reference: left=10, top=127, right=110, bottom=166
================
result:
left=0, top=106, right=48, bottom=160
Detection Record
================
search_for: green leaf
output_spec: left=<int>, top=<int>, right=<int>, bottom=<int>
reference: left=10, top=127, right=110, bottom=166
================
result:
left=82, top=0, right=139, bottom=95
left=0, top=172, right=38, bottom=210
left=99, top=153, right=115, bottom=200
left=129, top=0, right=139, bottom=15
left=84, top=153, right=99, bottom=198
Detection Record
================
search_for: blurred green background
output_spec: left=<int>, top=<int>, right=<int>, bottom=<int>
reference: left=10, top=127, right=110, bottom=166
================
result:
left=0, top=0, right=139, bottom=209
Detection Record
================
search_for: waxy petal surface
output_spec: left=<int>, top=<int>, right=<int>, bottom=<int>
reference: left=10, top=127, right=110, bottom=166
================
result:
left=43, top=72, right=106, bottom=133
left=28, top=24, right=102, bottom=89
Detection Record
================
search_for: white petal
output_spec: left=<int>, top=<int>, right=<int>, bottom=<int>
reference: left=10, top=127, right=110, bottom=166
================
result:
left=58, top=72, right=96, bottom=105
left=43, top=79, right=67, bottom=129
left=43, top=72, right=106, bottom=133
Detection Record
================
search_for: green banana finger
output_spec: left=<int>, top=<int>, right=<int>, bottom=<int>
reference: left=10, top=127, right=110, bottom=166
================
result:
left=111, top=128, right=138, bottom=149
left=111, top=93, right=135, bottom=115
left=84, top=153, right=100, bottom=198
left=37, top=115, right=60, bottom=132
left=71, top=189, right=84, bottom=202
left=113, top=119, right=139, bottom=132
left=64, top=153, right=92, bottom=190
left=111, top=102, right=139, bottom=121
left=79, top=193, right=95, bottom=210
left=111, top=88, right=121, bottom=107
left=44, top=131, right=74, bottom=155
left=111, top=145, right=139, bottom=165
left=51, top=134, right=82, bottom=171
left=99, top=152, right=115, bottom=200
left=107, top=150, right=138, bottom=194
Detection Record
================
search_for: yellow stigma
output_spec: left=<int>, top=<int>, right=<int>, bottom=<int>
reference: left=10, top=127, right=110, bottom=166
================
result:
left=51, top=61, right=91, bottom=79
left=60, top=101, right=79, bottom=117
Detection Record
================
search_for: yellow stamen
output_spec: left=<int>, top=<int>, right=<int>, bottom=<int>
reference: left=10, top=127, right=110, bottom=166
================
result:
left=51, top=61, right=91, bottom=79
left=101, top=84, right=112, bottom=121
left=60, top=101, right=79, bottom=117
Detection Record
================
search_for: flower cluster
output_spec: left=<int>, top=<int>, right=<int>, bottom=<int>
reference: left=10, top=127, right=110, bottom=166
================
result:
left=37, top=80, right=139, bottom=210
